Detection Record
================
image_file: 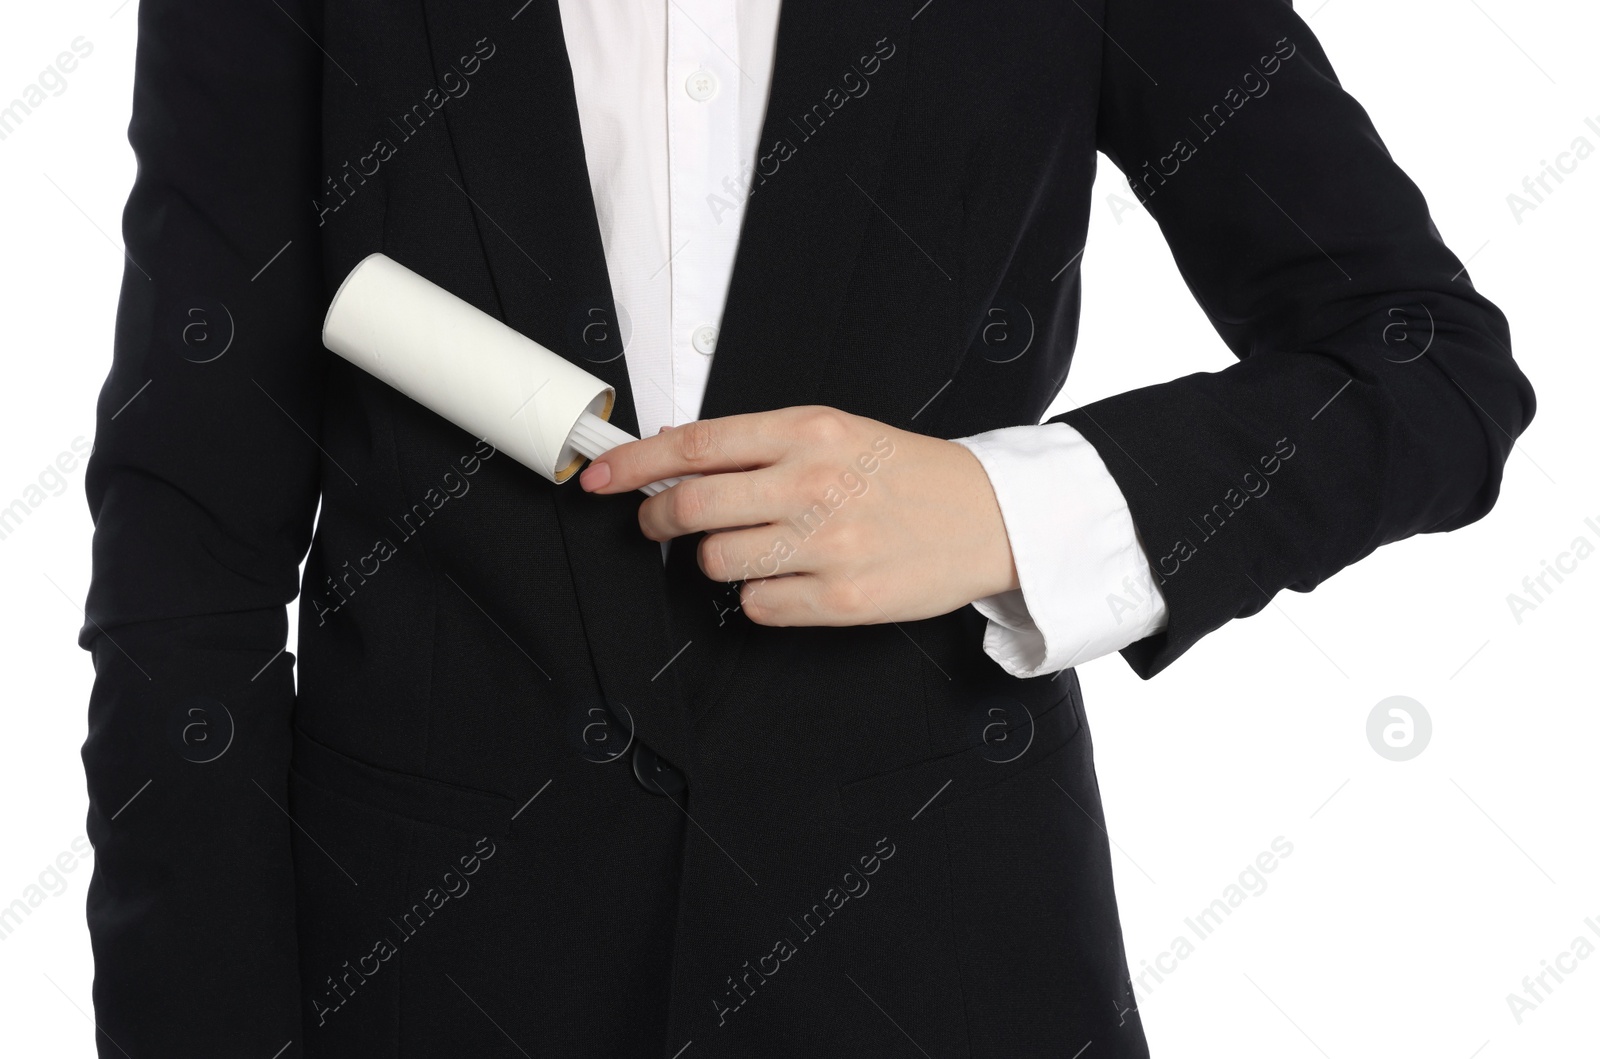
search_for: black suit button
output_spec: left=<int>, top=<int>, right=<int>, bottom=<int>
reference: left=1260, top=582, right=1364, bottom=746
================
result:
left=632, top=742, right=686, bottom=796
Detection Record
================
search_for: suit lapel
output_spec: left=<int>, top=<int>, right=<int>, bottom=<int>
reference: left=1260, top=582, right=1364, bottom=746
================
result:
left=418, top=0, right=640, bottom=430
left=680, top=0, right=915, bottom=714
left=699, top=0, right=912, bottom=422
left=419, top=0, right=696, bottom=767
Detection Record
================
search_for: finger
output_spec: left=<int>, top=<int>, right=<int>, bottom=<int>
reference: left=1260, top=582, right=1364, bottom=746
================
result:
left=736, top=573, right=817, bottom=626
left=639, top=469, right=791, bottom=541
left=695, top=522, right=825, bottom=582
left=738, top=573, right=883, bottom=627
left=580, top=410, right=799, bottom=494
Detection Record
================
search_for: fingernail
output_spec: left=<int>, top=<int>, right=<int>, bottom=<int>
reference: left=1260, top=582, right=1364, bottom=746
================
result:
left=658, top=425, right=672, bottom=434
left=580, top=461, right=611, bottom=490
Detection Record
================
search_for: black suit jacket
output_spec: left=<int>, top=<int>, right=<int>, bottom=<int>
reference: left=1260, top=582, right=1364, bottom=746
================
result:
left=79, top=1, right=1533, bottom=1056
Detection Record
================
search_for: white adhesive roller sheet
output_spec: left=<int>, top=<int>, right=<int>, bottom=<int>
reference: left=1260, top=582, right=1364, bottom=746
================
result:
left=323, top=253, right=686, bottom=495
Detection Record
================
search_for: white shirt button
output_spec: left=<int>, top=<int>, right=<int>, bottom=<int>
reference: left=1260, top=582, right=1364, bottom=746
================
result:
left=685, top=67, right=719, bottom=102
left=691, top=324, right=718, bottom=355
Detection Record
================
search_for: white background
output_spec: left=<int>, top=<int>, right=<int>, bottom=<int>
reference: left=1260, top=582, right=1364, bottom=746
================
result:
left=0, top=1, right=1594, bottom=1055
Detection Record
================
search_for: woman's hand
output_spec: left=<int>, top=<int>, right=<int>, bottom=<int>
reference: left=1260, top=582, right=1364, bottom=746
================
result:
left=580, top=406, right=1020, bottom=626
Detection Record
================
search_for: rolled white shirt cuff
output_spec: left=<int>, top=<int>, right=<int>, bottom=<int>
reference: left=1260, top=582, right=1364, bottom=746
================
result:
left=953, top=421, right=1168, bottom=678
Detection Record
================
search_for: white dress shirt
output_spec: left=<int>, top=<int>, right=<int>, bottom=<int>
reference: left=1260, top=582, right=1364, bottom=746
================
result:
left=555, top=0, right=1167, bottom=676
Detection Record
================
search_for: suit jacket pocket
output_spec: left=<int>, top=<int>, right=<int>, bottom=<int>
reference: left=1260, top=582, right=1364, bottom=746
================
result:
left=837, top=674, right=1084, bottom=824
left=290, top=727, right=518, bottom=837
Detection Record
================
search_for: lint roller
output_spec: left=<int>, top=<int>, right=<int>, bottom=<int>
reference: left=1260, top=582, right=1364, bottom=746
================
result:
left=322, top=252, right=686, bottom=496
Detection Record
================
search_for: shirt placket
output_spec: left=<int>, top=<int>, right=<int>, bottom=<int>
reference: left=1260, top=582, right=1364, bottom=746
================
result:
left=665, top=0, right=745, bottom=427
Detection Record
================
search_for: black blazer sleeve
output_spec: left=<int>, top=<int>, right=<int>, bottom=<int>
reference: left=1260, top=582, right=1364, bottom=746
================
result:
left=1054, top=0, right=1536, bottom=677
left=78, top=1, right=326, bottom=1054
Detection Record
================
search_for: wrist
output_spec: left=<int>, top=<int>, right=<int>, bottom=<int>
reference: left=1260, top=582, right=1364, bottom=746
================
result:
left=949, top=439, right=1021, bottom=600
